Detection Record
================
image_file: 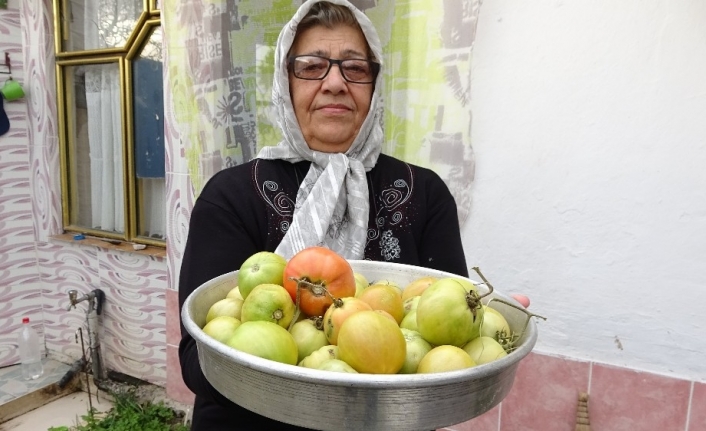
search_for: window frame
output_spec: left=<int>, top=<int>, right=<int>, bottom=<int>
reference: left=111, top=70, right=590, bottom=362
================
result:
left=53, top=0, right=164, bottom=247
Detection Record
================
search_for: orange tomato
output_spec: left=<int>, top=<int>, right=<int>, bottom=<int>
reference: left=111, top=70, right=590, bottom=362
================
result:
left=283, top=247, right=356, bottom=317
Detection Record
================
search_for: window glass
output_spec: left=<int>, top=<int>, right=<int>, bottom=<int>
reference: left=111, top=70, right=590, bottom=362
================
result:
left=132, top=26, right=165, bottom=240
left=66, top=63, right=125, bottom=234
left=61, top=0, right=142, bottom=52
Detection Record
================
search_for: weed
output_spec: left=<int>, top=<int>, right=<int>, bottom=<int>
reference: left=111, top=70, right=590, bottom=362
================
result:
left=47, top=387, right=189, bottom=431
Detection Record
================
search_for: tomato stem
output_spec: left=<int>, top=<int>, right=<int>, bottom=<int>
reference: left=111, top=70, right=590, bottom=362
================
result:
left=470, top=266, right=495, bottom=300
left=312, top=316, right=324, bottom=330
left=287, top=276, right=339, bottom=324
left=486, top=297, right=547, bottom=352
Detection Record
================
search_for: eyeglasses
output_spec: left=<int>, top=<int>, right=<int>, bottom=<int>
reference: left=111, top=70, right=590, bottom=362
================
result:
left=288, top=55, right=380, bottom=84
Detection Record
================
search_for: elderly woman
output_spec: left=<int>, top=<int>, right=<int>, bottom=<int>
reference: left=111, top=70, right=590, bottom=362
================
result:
left=178, top=0, right=468, bottom=429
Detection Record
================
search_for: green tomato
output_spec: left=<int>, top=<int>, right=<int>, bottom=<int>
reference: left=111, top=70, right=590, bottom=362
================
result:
left=238, top=252, right=287, bottom=299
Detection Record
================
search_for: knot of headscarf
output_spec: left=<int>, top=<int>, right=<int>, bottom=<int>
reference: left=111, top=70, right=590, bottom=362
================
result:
left=256, top=0, right=385, bottom=260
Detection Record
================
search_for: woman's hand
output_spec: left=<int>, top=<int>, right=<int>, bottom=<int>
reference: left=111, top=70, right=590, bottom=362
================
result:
left=511, top=294, right=530, bottom=308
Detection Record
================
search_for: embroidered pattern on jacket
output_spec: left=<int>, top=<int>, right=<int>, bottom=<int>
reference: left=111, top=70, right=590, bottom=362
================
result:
left=367, top=163, right=414, bottom=261
left=253, top=160, right=296, bottom=234
left=380, top=230, right=401, bottom=260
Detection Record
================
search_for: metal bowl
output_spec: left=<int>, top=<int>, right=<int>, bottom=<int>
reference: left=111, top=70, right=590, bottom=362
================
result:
left=182, top=260, right=538, bottom=431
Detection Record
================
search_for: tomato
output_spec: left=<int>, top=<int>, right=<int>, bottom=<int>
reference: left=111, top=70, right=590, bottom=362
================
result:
left=403, top=296, right=420, bottom=317
left=226, top=321, right=298, bottom=365
left=323, top=297, right=372, bottom=345
left=398, top=328, right=432, bottom=374
left=417, top=345, right=476, bottom=373
left=202, top=316, right=241, bottom=344
left=400, top=309, right=419, bottom=332
left=401, top=276, right=438, bottom=302
left=226, top=286, right=244, bottom=300
left=337, top=310, right=406, bottom=374
left=299, top=345, right=339, bottom=368
left=289, top=317, right=329, bottom=363
left=416, top=277, right=485, bottom=347
left=206, top=298, right=244, bottom=323
left=462, top=336, right=508, bottom=365
left=353, top=273, right=369, bottom=297
left=283, top=247, right=356, bottom=317
left=238, top=252, right=287, bottom=299
left=480, top=306, right=511, bottom=341
left=240, top=284, right=296, bottom=328
left=317, top=358, right=358, bottom=373
left=357, top=284, right=405, bottom=324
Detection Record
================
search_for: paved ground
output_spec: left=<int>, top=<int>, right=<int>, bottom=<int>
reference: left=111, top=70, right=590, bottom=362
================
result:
left=0, top=390, right=113, bottom=431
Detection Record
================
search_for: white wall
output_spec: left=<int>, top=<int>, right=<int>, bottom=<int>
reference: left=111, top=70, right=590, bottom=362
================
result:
left=465, top=0, right=706, bottom=382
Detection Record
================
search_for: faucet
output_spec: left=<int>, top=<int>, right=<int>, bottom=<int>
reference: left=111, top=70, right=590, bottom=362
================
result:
left=67, top=289, right=104, bottom=313
left=66, top=288, right=106, bottom=381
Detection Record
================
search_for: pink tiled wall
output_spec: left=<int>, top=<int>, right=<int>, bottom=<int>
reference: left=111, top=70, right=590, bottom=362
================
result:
left=441, top=352, right=703, bottom=431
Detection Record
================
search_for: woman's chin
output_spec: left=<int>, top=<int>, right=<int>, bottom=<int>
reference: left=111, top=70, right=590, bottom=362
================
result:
left=307, top=137, right=355, bottom=153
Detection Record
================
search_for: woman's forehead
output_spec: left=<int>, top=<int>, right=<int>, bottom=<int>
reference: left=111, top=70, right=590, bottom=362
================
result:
left=291, top=25, right=368, bottom=57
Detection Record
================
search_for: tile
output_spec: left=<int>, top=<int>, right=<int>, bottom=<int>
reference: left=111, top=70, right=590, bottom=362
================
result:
left=36, top=241, right=100, bottom=284
left=98, top=251, right=167, bottom=281
left=443, top=403, right=500, bottom=431
left=0, top=188, right=32, bottom=215
left=100, top=278, right=167, bottom=387
left=689, top=382, right=706, bottom=431
left=1, top=390, right=113, bottom=431
left=166, top=288, right=182, bottom=346
left=103, top=346, right=166, bottom=387
left=0, top=172, right=31, bottom=193
left=0, top=207, right=33, bottom=224
left=100, top=274, right=167, bottom=311
left=499, top=352, right=590, bottom=431
left=0, top=359, right=70, bottom=403
left=0, top=243, right=40, bottom=285
left=166, top=172, right=195, bottom=291
left=42, top=278, right=97, bottom=362
left=0, top=285, right=44, bottom=325
left=29, top=144, right=63, bottom=242
left=166, top=345, right=195, bottom=406
left=590, top=363, right=690, bottom=431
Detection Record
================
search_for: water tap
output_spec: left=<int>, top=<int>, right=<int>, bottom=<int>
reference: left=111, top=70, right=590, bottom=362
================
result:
left=66, top=289, right=105, bottom=315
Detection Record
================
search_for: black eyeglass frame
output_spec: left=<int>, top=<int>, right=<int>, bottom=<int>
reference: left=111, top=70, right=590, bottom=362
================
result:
left=288, top=55, right=381, bottom=84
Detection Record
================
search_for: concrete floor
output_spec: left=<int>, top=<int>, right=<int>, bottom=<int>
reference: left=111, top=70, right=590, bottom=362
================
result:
left=0, top=358, right=112, bottom=430
left=0, top=390, right=113, bottom=431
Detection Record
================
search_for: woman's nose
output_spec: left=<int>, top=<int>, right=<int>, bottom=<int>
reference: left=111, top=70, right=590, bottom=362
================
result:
left=322, top=64, right=348, bottom=92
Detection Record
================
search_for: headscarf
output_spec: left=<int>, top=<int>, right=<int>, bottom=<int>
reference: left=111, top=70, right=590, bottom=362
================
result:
left=256, top=0, right=385, bottom=260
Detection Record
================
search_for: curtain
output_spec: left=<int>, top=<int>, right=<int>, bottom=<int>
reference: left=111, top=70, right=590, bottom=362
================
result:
left=85, top=64, right=125, bottom=233
left=141, top=179, right=166, bottom=238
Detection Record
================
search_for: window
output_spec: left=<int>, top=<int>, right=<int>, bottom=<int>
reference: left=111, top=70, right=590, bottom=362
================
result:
left=54, top=0, right=165, bottom=246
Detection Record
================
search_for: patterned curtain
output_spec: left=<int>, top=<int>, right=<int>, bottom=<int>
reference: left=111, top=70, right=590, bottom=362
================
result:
left=166, top=0, right=480, bottom=225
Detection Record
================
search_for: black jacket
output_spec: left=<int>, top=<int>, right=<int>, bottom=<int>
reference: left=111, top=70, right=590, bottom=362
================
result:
left=178, top=154, right=468, bottom=430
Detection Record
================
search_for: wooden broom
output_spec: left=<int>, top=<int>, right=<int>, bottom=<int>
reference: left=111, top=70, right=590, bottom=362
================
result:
left=575, top=392, right=591, bottom=431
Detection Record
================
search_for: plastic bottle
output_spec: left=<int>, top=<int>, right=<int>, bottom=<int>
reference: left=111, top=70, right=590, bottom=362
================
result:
left=18, top=317, right=43, bottom=380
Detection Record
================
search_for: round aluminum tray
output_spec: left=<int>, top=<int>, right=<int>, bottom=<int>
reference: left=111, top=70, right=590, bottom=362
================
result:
left=182, top=260, right=538, bottom=431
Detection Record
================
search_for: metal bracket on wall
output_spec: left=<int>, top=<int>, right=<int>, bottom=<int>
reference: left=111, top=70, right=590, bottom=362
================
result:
left=0, top=53, right=11, bottom=76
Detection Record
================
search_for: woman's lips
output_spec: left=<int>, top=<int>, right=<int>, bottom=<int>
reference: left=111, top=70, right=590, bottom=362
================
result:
left=318, top=104, right=351, bottom=114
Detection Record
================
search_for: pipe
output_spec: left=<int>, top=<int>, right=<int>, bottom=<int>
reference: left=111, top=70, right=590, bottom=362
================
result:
left=58, top=357, right=87, bottom=389
left=66, top=288, right=107, bottom=382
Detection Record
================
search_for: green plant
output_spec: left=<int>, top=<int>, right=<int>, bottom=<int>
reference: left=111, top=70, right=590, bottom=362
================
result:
left=48, top=388, right=189, bottom=431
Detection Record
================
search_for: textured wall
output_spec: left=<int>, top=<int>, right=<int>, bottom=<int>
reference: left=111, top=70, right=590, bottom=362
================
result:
left=466, top=0, right=706, bottom=382
left=0, top=0, right=169, bottom=387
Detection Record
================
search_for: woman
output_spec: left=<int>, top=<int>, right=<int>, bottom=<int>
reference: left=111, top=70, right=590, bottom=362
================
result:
left=178, top=1, right=468, bottom=429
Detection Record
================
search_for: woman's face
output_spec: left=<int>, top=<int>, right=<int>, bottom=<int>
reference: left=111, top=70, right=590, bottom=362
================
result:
left=289, top=24, right=373, bottom=153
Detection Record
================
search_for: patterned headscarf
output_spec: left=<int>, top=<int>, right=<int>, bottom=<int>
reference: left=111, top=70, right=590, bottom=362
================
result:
left=257, top=0, right=384, bottom=260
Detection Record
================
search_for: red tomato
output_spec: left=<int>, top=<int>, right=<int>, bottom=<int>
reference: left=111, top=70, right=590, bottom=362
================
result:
left=283, top=247, right=356, bottom=317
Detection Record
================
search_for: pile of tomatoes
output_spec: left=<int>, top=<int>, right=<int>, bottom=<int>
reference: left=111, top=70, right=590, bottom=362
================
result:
left=201, top=246, right=517, bottom=375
